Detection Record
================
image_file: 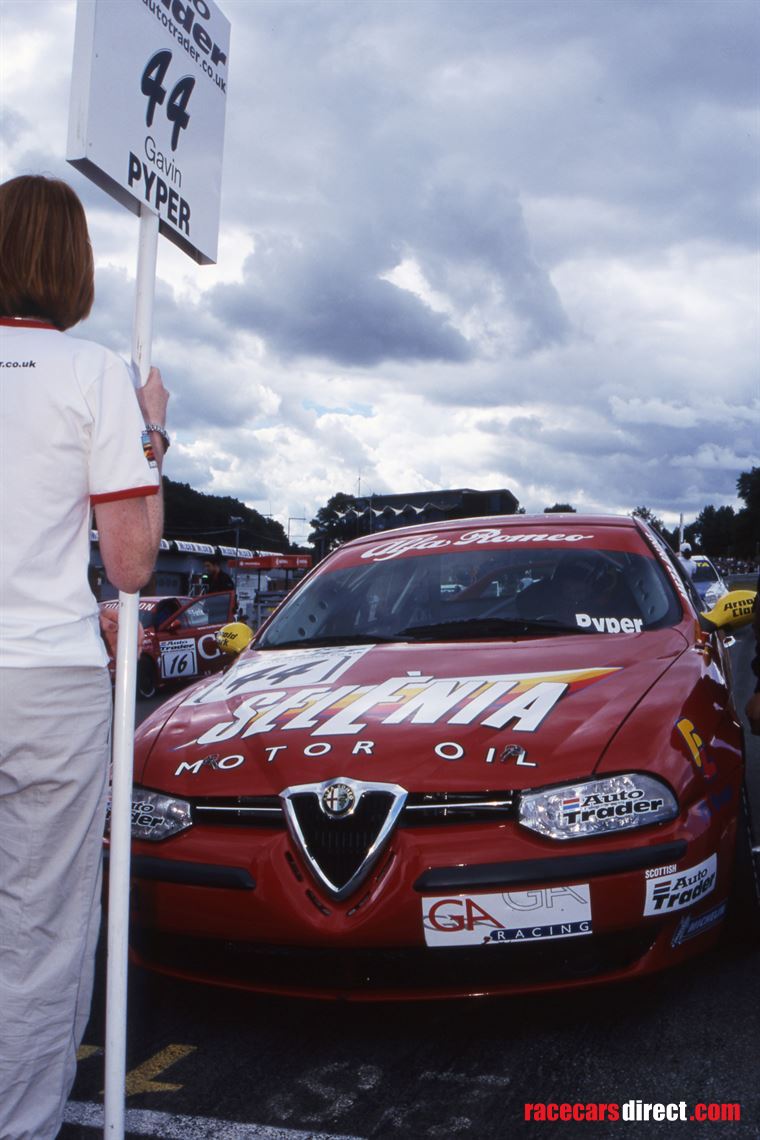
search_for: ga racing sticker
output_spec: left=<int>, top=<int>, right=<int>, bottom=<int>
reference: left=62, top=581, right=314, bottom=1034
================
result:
left=422, top=885, right=592, bottom=947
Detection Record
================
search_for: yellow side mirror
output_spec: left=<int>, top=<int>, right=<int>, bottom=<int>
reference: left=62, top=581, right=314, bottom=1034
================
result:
left=216, top=621, right=254, bottom=655
left=701, top=590, right=756, bottom=631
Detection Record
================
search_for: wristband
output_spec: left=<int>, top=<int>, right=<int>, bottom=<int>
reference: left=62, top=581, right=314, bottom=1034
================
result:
left=144, top=423, right=171, bottom=451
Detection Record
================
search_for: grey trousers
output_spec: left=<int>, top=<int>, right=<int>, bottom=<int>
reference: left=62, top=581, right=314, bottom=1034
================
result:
left=0, top=667, right=111, bottom=1140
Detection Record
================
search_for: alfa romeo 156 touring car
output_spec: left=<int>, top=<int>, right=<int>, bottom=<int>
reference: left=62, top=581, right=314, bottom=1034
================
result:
left=123, top=515, right=758, bottom=999
left=101, top=591, right=235, bottom=698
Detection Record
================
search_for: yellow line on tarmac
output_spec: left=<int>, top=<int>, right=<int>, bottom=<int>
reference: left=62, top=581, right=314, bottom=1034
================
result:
left=76, top=1045, right=103, bottom=1061
left=124, top=1044, right=198, bottom=1095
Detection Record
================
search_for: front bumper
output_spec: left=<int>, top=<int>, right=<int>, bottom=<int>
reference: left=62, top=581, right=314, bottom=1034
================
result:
left=125, top=794, right=737, bottom=1001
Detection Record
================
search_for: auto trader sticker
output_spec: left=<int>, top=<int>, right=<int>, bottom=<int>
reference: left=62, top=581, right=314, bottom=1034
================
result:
left=562, top=786, right=665, bottom=826
left=159, top=638, right=198, bottom=680
left=185, top=662, right=620, bottom=746
left=643, top=854, right=717, bottom=916
left=422, top=886, right=592, bottom=947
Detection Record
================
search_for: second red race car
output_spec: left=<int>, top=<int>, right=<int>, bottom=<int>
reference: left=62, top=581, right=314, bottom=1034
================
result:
left=100, top=591, right=236, bottom=698
left=122, top=516, right=758, bottom=999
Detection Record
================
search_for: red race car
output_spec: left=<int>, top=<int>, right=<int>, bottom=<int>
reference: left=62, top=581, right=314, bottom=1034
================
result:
left=124, top=516, right=758, bottom=999
left=100, top=591, right=236, bottom=698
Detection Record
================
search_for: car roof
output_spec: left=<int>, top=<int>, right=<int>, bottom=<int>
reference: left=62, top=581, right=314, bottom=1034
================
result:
left=339, top=512, right=644, bottom=551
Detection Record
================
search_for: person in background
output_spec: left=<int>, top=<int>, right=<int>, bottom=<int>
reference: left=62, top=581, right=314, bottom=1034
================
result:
left=201, top=554, right=235, bottom=593
left=0, top=174, right=170, bottom=1140
left=678, top=542, right=698, bottom=578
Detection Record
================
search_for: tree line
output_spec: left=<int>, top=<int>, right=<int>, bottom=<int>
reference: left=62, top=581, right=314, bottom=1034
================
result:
left=308, top=469, right=760, bottom=561
left=163, top=467, right=759, bottom=563
left=163, top=477, right=289, bottom=552
left=630, top=466, right=758, bottom=558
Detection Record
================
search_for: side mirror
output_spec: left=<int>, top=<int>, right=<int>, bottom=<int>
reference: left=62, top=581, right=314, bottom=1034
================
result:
left=700, top=589, right=756, bottom=632
left=216, top=621, right=254, bottom=655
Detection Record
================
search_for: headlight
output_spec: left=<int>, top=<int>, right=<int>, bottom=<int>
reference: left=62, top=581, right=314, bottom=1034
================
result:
left=704, top=583, right=726, bottom=608
left=519, top=774, right=678, bottom=841
left=129, top=788, right=193, bottom=841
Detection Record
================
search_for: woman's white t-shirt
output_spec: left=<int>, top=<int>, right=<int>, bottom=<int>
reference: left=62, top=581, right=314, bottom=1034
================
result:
left=0, top=321, right=159, bottom=667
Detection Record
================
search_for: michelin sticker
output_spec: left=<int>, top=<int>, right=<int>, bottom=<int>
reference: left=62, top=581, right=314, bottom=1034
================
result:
left=643, top=854, right=717, bottom=916
left=422, top=885, right=592, bottom=947
left=671, top=900, right=727, bottom=947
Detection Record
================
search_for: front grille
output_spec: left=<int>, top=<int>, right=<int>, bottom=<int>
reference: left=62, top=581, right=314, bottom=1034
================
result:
left=193, top=797, right=282, bottom=825
left=131, top=927, right=660, bottom=995
left=287, top=790, right=396, bottom=891
left=191, top=790, right=516, bottom=828
left=402, top=791, right=515, bottom=824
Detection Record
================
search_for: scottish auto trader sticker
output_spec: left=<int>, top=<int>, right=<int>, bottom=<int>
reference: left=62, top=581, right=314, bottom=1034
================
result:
left=422, top=886, right=592, bottom=947
left=643, top=854, right=717, bottom=916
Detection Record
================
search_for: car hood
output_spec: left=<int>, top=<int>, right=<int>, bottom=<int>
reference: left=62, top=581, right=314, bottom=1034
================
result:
left=139, top=630, right=688, bottom=795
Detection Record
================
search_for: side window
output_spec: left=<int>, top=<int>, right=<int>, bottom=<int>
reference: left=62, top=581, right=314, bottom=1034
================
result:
left=154, top=599, right=181, bottom=627
left=203, top=594, right=233, bottom=625
left=177, top=602, right=210, bottom=629
left=139, top=606, right=161, bottom=630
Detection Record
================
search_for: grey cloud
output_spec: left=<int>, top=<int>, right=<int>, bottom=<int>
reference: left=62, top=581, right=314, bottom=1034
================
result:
left=167, top=373, right=264, bottom=433
left=7, top=0, right=755, bottom=525
left=0, top=107, right=26, bottom=149
left=167, top=446, right=270, bottom=505
left=79, top=267, right=226, bottom=357
left=215, top=0, right=755, bottom=374
left=499, top=417, right=753, bottom=518
left=208, top=240, right=473, bottom=366
left=415, top=182, right=571, bottom=353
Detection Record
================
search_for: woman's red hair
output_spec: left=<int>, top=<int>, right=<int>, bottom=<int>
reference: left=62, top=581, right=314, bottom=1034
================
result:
left=0, top=175, right=94, bottom=330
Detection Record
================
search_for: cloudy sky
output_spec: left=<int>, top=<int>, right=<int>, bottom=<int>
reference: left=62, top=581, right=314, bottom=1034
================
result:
left=1, top=0, right=758, bottom=541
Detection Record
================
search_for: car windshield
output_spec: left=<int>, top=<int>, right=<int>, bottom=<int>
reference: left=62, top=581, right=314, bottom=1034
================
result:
left=257, top=541, right=682, bottom=649
left=693, top=560, right=719, bottom=584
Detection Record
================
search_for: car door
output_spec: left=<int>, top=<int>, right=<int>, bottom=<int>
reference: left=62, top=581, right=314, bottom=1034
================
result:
left=157, top=591, right=235, bottom=683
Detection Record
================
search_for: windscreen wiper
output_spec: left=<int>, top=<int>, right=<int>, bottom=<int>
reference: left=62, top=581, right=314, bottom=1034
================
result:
left=397, top=617, right=589, bottom=640
left=257, top=632, right=404, bottom=650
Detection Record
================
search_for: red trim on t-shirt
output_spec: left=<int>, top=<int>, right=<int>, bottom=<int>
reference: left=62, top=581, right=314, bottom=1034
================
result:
left=91, top=485, right=160, bottom=505
left=0, top=317, right=57, bottom=329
